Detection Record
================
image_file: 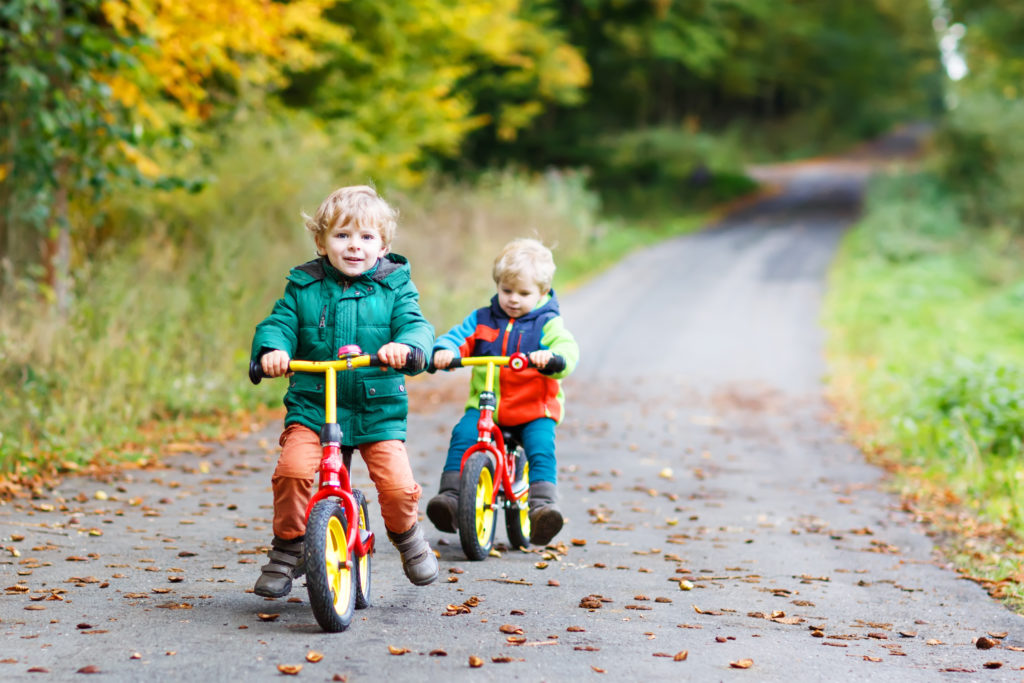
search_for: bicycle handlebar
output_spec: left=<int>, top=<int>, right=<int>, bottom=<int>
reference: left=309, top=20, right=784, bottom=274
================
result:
left=427, top=352, right=565, bottom=375
left=249, top=346, right=425, bottom=385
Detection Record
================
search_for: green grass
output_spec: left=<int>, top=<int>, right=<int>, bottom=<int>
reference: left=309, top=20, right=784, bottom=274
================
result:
left=825, top=169, right=1024, bottom=604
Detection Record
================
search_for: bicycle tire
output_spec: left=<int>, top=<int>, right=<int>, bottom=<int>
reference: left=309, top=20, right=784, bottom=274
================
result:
left=353, top=489, right=372, bottom=609
left=458, top=452, right=497, bottom=561
left=305, top=499, right=356, bottom=632
left=505, top=449, right=530, bottom=550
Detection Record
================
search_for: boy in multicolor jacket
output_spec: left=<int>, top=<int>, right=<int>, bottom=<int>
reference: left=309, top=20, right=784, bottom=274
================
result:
left=427, top=238, right=579, bottom=546
left=250, top=185, right=438, bottom=597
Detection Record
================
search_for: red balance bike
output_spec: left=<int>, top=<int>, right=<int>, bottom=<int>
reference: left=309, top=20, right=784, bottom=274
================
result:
left=431, top=352, right=563, bottom=561
left=250, top=344, right=424, bottom=632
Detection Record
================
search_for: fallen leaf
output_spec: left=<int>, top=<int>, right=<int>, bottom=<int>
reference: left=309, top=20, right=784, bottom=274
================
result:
left=571, top=539, right=587, bottom=546
left=277, top=664, right=302, bottom=675
left=983, top=661, right=1003, bottom=669
left=976, top=637, right=997, bottom=650
left=863, top=656, right=882, bottom=662
left=730, top=659, right=754, bottom=669
left=499, top=624, right=524, bottom=635
left=388, top=646, right=410, bottom=655
left=257, top=613, right=280, bottom=622
left=591, top=665, right=605, bottom=673
left=692, top=605, right=722, bottom=615
left=429, top=650, right=447, bottom=656
left=988, top=631, right=1008, bottom=639
left=567, top=626, right=585, bottom=632
left=547, top=579, right=560, bottom=587
left=926, top=639, right=942, bottom=646
left=77, top=665, right=102, bottom=674
left=306, top=651, right=324, bottom=663
left=468, top=656, right=484, bottom=668
left=674, top=651, right=688, bottom=661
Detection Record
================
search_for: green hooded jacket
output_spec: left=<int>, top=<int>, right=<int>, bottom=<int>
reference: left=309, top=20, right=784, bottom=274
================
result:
left=250, top=254, right=434, bottom=445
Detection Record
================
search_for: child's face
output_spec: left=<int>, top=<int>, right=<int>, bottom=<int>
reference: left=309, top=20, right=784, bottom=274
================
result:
left=497, top=276, right=544, bottom=319
left=317, top=223, right=388, bottom=277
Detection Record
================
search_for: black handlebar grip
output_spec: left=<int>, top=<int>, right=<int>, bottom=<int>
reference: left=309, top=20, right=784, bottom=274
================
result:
left=249, top=360, right=265, bottom=385
left=403, top=346, right=426, bottom=373
left=427, top=353, right=463, bottom=373
left=538, top=354, right=566, bottom=375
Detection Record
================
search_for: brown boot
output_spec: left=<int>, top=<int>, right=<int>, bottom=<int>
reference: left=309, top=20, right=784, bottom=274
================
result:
left=528, top=481, right=563, bottom=546
left=253, top=535, right=305, bottom=598
left=426, top=471, right=461, bottom=533
left=388, top=523, right=439, bottom=586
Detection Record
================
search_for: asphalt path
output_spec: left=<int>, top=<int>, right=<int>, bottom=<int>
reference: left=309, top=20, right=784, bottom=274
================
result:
left=4, top=148, right=1024, bottom=681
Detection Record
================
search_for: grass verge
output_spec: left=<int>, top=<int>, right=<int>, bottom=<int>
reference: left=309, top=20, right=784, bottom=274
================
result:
left=824, top=169, right=1024, bottom=609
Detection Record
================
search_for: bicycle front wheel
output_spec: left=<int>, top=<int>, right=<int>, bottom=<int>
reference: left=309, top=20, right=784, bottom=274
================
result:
left=305, top=499, right=356, bottom=632
left=353, top=489, right=372, bottom=609
left=458, top=452, right=497, bottom=561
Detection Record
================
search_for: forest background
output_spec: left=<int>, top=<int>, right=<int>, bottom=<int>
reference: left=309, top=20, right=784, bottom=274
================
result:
left=3, top=1, right=1024, bottom=604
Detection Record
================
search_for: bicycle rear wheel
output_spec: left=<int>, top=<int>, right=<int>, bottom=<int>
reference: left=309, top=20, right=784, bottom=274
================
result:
left=458, top=452, right=497, bottom=561
left=505, top=449, right=530, bottom=550
left=353, top=489, right=372, bottom=609
left=305, top=499, right=356, bottom=632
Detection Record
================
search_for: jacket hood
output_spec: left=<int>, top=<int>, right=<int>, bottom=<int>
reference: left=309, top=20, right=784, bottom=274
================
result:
left=289, top=254, right=411, bottom=289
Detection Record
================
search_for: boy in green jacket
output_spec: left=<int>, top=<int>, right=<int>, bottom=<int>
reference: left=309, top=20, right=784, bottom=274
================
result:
left=250, top=185, right=438, bottom=597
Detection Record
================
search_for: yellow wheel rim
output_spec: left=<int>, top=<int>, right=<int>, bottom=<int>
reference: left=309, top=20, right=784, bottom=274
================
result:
left=520, top=462, right=531, bottom=537
left=475, top=465, right=495, bottom=545
left=357, top=505, right=370, bottom=592
left=325, top=516, right=351, bottom=611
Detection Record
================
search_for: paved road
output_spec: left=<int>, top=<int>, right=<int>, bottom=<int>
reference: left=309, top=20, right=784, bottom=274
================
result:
left=4, top=150, right=1024, bottom=681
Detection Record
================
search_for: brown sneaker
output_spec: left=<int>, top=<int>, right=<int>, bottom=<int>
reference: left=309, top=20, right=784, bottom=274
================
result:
left=387, top=523, right=439, bottom=586
left=426, top=471, right=461, bottom=533
left=253, top=536, right=305, bottom=598
left=528, top=481, right=563, bottom=546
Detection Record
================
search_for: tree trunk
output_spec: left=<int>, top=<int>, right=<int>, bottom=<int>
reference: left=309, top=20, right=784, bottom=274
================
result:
left=42, top=157, right=72, bottom=315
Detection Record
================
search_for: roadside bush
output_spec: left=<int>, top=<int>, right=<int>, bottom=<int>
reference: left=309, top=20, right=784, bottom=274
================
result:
left=935, top=93, right=1024, bottom=231
left=589, top=126, right=756, bottom=214
left=901, top=357, right=1024, bottom=464
left=826, top=169, right=1024, bottom=529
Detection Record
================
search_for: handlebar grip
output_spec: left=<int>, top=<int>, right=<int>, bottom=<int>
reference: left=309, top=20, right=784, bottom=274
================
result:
left=249, top=360, right=265, bottom=385
left=427, top=353, right=463, bottom=373
left=538, top=354, right=566, bottom=375
left=403, top=347, right=426, bottom=373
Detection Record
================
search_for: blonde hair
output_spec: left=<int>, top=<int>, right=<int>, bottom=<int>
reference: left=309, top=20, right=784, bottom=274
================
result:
left=304, top=185, right=398, bottom=250
left=492, top=238, right=555, bottom=293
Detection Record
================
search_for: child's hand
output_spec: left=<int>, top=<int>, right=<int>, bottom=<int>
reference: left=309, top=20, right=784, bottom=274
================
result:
left=529, top=350, right=553, bottom=369
left=261, top=350, right=292, bottom=378
left=377, top=342, right=411, bottom=369
left=433, top=349, right=455, bottom=369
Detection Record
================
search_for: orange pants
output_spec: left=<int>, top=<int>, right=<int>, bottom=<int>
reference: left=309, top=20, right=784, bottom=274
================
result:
left=271, top=423, right=421, bottom=540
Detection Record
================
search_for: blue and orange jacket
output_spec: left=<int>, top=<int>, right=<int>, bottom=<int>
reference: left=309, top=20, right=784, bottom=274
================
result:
left=434, top=290, right=579, bottom=426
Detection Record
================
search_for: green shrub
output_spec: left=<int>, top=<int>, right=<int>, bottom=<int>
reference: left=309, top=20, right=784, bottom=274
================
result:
left=588, top=126, right=756, bottom=214
left=935, top=93, right=1024, bottom=231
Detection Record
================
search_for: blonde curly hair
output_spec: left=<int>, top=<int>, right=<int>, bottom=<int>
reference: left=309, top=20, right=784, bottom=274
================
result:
left=303, top=185, right=398, bottom=251
left=492, top=238, right=556, bottom=294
